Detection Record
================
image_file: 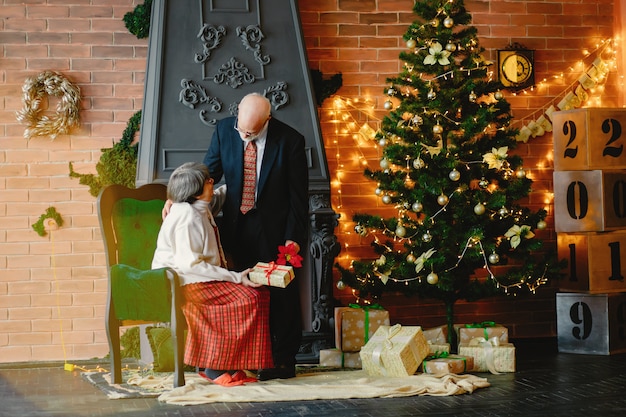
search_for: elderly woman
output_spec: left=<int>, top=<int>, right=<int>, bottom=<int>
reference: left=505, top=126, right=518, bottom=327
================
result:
left=152, top=162, right=273, bottom=387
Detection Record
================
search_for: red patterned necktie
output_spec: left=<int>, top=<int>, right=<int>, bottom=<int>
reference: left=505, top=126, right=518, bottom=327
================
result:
left=240, top=140, right=257, bottom=214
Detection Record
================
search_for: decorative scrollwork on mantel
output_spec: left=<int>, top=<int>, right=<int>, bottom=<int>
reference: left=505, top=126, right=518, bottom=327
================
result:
left=263, top=82, right=289, bottom=110
left=308, top=193, right=341, bottom=334
left=195, top=24, right=226, bottom=64
left=213, top=57, right=255, bottom=88
left=237, top=25, right=270, bottom=66
left=179, top=79, right=222, bottom=126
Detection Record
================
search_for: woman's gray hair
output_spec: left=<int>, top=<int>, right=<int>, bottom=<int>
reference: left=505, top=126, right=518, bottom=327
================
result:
left=167, top=162, right=210, bottom=203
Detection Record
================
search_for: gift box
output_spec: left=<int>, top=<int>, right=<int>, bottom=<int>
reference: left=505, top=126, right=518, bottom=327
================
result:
left=458, top=339, right=516, bottom=373
left=360, top=324, right=430, bottom=377
left=249, top=262, right=294, bottom=288
left=456, top=322, right=509, bottom=346
left=422, top=354, right=474, bottom=375
left=334, top=305, right=390, bottom=352
left=422, top=325, right=450, bottom=354
left=319, top=348, right=362, bottom=369
left=428, top=342, right=450, bottom=355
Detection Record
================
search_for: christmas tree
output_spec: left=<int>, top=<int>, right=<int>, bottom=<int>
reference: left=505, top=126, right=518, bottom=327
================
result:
left=336, top=0, right=564, bottom=346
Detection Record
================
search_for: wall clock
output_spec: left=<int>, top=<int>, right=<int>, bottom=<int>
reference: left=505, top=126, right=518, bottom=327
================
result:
left=498, top=48, right=535, bottom=90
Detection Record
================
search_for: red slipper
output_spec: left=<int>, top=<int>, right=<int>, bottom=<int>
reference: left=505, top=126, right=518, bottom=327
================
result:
left=198, top=371, right=244, bottom=387
left=231, top=370, right=258, bottom=383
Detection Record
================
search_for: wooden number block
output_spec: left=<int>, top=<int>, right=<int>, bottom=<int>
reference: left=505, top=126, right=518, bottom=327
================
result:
left=557, top=231, right=626, bottom=293
left=553, top=108, right=626, bottom=170
left=553, top=170, right=626, bottom=232
left=556, top=292, right=626, bottom=355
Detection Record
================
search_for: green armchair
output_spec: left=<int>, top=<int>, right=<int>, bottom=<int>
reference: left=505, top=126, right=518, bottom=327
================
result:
left=97, top=183, right=185, bottom=387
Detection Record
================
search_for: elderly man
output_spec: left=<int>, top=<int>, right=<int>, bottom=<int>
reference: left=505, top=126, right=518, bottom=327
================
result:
left=203, top=93, right=309, bottom=381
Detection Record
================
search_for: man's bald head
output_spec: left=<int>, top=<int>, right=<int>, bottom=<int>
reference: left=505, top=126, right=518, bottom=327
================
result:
left=236, top=93, right=271, bottom=139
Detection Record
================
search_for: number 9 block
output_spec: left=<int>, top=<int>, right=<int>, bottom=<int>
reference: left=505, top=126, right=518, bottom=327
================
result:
left=553, top=108, right=626, bottom=170
left=556, top=292, right=626, bottom=355
left=553, top=170, right=626, bottom=232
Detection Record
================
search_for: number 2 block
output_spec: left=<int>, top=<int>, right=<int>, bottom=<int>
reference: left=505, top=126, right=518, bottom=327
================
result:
left=553, top=170, right=626, bottom=232
left=553, top=108, right=626, bottom=170
left=556, top=292, right=626, bottom=355
left=557, top=231, right=626, bottom=293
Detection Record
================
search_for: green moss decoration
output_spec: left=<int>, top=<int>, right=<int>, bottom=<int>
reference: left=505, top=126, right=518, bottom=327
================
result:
left=311, top=70, right=343, bottom=106
left=119, top=326, right=141, bottom=359
left=123, top=0, right=153, bottom=39
left=32, top=207, right=64, bottom=237
left=70, top=111, right=141, bottom=197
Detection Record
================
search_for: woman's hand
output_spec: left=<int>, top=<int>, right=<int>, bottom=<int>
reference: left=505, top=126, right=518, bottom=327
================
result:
left=240, top=268, right=263, bottom=288
left=162, top=199, right=173, bottom=220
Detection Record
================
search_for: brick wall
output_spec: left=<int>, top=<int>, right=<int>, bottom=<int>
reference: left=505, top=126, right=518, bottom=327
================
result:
left=0, top=0, right=621, bottom=363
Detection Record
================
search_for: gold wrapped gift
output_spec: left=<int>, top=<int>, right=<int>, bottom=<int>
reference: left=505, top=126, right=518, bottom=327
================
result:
left=360, top=324, right=430, bottom=377
left=249, top=262, right=294, bottom=287
left=422, top=354, right=474, bottom=375
left=334, top=305, right=390, bottom=352
left=428, top=342, right=450, bottom=355
left=455, top=322, right=508, bottom=346
left=458, top=337, right=516, bottom=373
left=319, top=348, right=362, bottom=369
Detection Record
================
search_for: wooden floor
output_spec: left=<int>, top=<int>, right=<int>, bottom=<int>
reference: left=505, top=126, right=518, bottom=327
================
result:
left=1, top=338, right=625, bottom=417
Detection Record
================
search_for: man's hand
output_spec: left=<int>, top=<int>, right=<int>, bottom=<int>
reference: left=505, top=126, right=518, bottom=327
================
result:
left=162, top=199, right=173, bottom=220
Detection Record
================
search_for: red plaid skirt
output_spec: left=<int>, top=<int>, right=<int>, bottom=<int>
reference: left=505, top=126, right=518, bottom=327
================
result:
left=181, top=282, right=274, bottom=370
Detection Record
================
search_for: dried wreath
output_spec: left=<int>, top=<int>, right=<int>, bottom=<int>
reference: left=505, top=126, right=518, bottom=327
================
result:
left=16, top=70, right=81, bottom=139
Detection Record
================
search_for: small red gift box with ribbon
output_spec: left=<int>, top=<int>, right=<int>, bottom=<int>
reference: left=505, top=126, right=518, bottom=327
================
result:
left=249, top=261, right=294, bottom=288
left=334, top=304, right=390, bottom=352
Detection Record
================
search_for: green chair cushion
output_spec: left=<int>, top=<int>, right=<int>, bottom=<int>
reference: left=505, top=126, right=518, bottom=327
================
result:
left=111, top=264, right=171, bottom=322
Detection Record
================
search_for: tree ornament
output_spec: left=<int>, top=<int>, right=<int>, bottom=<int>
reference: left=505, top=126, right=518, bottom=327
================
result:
left=395, top=225, right=407, bottom=238
left=354, top=224, right=367, bottom=236
left=468, top=90, right=477, bottom=102
left=489, top=253, right=500, bottom=264
left=474, top=203, right=485, bottom=215
left=382, top=195, right=392, bottom=204
left=437, top=194, right=449, bottom=205
left=378, top=137, right=387, bottom=147
left=406, top=253, right=416, bottom=263
left=431, top=18, right=439, bottom=27
left=412, top=201, right=423, bottom=212
left=427, top=88, right=436, bottom=100
left=537, top=220, right=547, bottom=230
left=433, top=123, right=443, bottom=135
left=448, top=169, right=460, bottom=181
left=443, top=17, right=454, bottom=28
left=384, top=100, right=393, bottom=110
left=479, top=178, right=489, bottom=189
left=426, top=272, right=439, bottom=285
left=494, top=90, right=503, bottom=100
left=375, top=187, right=382, bottom=196
left=413, top=158, right=425, bottom=169
left=516, top=168, right=527, bottom=178
left=422, top=231, right=433, bottom=242
left=406, top=38, right=416, bottom=49
left=445, top=42, right=456, bottom=52
left=498, top=206, right=509, bottom=217
left=380, top=158, right=390, bottom=169
left=336, top=280, right=346, bottom=290
left=387, top=86, right=396, bottom=96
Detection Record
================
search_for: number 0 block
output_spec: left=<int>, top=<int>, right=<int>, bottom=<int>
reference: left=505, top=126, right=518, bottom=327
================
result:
left=556, top=292, right=626, bottom=355
left=557, top=231, right=626, bottom=293
left=553, top=108, right=626, bottom=170
left=553, top=170, right=626, bottom=232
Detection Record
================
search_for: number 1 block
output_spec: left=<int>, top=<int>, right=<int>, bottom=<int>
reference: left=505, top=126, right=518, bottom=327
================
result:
left=557, top=231, right=626, bottom=293
left=553, top=108, right=626, bottom=170
left=556, top=292, right=626, bottom=355
left=553, top=170, right=626, bottom=232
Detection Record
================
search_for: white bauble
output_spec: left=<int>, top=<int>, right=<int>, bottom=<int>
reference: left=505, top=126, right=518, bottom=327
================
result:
left=489, top=253, right=500, bottom=264
left=437, top=194, right=449, bottom=205
left=375, top=188, right=382, bottom=196
left=406, top=253, right=416, bottom=263
left=336, top=280, right=346, bottom=290
left=395, top=225, right=406, bottom=238
left=384, top=100, right=393, bottom=110
left=412, top=201, right=423, bottom=212
left=537, top=220, right=547, bottom=230
left=380, top=158, right=390, bottom=169
left=406, top=38, right=416, bottom=49
left=413, top=158, right=425, bottom=169
left=474, top=203, right=485, bottom=215
left=449, top=169, right=460, bottom=181
left=379, top=138, right=387, bottom=147
left=382, top=195, right=392, bottom=204
left=443, top=17, right=454, bottom=28
left=422, top=232, right=432, bottom=242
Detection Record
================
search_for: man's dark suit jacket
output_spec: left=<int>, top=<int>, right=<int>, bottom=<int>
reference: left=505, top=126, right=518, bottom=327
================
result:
left=203, top=116, right=309, bottom=265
